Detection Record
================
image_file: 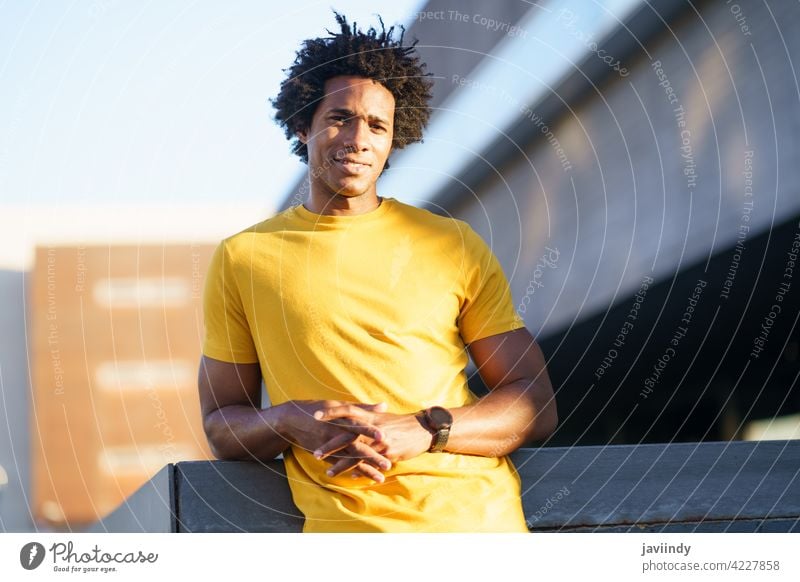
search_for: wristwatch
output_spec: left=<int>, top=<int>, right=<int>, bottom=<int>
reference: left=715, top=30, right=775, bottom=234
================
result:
left=418, top=406, right=453, bottom=453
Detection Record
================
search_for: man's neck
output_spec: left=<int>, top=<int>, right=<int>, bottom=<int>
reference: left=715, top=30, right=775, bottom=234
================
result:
left=304, top=192, right=383, bottom=216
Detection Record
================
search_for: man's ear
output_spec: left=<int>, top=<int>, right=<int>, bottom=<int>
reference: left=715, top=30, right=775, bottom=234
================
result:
left=296, top=129, right=308, bottom=144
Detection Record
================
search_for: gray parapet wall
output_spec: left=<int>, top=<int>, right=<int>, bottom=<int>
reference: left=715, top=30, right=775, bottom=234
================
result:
left=90, top=440, right=800, bottom=533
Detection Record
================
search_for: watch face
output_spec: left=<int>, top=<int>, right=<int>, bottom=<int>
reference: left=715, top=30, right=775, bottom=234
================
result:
left=427, top=406, right=453, bottom=429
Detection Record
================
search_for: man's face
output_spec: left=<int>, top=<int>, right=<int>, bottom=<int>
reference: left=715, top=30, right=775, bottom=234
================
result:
left=298, top=75, right=395, bottom=200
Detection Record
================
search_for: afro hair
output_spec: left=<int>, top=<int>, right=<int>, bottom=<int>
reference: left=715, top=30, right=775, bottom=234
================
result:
left=271, top=11, right=434, bottom=165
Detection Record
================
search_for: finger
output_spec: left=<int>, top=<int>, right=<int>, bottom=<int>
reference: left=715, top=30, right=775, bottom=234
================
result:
left=349, top=466, right=370, bottom=479
left=313, top=404, right=361, bottom=421
left=313, top=432, right=358, bottom=460
left=350, top=462, right=385, bottom=482
left=359, top=402, right=388, bottom=413
left=315, top=412, right=384, bottom=442
left=325, top=440, right=391, bottom=479
left=332, top=418, right=384, bottom=443
left=347, top=440, right=392, bottom=472
left=325, top=456, right=363, bottom=479
left=314, top=403, right=376, bottom=422
left=328, top=457, right=385, bottom=483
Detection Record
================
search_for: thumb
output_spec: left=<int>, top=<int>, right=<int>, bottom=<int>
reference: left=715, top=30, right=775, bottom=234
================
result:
left=367, top=402, right=388, bottom=412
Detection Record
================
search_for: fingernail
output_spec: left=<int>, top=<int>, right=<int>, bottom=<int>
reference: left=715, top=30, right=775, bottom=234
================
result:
left=381, top=461, right=391, bottom=470
left=326, top=469, right=334, bottom=477
left=313, top=411, right=323, bottom=420
left=313, top=450, right=322, bottom=459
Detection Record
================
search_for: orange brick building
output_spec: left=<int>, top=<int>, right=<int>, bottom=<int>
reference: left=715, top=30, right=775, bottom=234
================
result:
left=28, top=244, right=216, bottom=526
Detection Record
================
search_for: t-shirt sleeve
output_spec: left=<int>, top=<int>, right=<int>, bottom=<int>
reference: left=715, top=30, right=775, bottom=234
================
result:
left=457, top=223, right=526, bottom=344
left=202, top=240, right=260, bottom=364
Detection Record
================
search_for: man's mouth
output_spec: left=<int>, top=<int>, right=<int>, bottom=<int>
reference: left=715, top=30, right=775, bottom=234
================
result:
left=333, top=157, right=370, bottom=174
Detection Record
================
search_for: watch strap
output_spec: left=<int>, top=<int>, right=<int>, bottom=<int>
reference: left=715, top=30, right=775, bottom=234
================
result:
left=429, top=425, right=450, bottom=453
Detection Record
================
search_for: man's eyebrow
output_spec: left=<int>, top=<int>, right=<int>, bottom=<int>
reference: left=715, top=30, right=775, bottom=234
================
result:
left=326, top=108, right=354, bottom=117
left=326, top=108, right=390, bottom=125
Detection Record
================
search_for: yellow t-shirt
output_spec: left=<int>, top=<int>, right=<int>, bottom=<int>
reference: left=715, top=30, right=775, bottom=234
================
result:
left=202, top=197, right=529, bottom=532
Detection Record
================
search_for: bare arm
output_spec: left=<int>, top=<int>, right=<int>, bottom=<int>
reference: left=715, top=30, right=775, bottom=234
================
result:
left=198, top=355, right=288, bottom=461
left=447, top=326, right=558, bottom=455
left=198, top=355, right=392, bottom=480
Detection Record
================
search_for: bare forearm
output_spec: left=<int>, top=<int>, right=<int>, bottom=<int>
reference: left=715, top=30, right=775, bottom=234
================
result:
left=445, top=379, right=557, bottom=457
left=204, top=404, right=289, bottom=461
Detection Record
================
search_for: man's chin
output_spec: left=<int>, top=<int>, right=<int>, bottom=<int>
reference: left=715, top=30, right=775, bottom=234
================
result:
left=335, top=190, right=370, bottom=198
left=332, top=182, right=375, bottom=198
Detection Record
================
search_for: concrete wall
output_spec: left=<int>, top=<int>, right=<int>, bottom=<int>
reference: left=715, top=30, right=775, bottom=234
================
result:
left=447, top=0, right=800, bottom=337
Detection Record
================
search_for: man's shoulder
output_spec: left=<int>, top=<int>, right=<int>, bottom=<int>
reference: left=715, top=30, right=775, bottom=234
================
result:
left=218, top=207, right=296, bottom=254
left=390, top=198, right=472, bottom=235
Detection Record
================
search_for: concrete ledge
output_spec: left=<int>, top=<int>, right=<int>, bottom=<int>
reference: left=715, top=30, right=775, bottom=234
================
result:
left=92, top=440, right=800, bottom=532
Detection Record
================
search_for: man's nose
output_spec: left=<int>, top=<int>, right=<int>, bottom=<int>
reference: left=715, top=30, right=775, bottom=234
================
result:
left=342, top=117, right=370, bottom=151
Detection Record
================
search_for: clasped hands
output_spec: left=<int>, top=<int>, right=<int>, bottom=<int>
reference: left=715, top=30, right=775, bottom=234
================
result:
left=282, top=400, right=432, bottom=483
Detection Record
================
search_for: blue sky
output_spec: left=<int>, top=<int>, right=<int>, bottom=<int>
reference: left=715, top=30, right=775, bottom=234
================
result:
left=0, top=1, right=426, bottom=209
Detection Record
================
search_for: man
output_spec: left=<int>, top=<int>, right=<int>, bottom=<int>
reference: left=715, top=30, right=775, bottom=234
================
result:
left=199, top=13, right=557, bottom=532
